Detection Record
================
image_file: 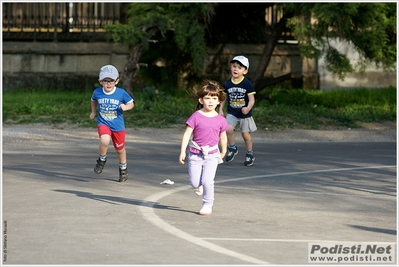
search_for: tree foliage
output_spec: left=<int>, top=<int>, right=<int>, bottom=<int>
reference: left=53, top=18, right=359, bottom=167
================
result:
left=105, top=3, right=396, bottom=93
left=105, top=3, right=215, bottom=95
left=215, top=3, right=396, bottom=91
left=282, top=2, right=396, bottom=80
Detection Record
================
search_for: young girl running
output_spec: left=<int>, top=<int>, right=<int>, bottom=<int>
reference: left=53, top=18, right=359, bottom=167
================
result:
left=179, top=80, right=229, bottom=216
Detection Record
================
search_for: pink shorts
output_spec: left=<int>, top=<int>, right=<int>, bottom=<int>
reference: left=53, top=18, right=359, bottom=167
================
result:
left=97, top=125, right=126, bottom=150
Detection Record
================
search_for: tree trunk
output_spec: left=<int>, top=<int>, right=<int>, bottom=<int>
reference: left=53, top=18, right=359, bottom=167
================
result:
left=253, top=15, right=289, bottom=91
left=119, top=27, right=159, bottom=98
left=120, top=43, right=143, bottom=98
left=256, top=72, right=295, bottom=94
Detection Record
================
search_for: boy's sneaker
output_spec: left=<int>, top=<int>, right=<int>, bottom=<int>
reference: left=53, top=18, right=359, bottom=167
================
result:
left=199, top=205, right=212, bottom=216
left=94, top=158, right=106, bottom=174
left=244, top=153, right=255, bottom=166
left=194, top=185, right=203, bottom=196
left=119, top=168, right=128, bottom=182
left=225, top=146, right=238, bottom=162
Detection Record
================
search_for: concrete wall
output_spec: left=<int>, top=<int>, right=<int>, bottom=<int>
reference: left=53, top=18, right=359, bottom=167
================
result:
left=3, top=41, right=319, bottom=91
left=3, top=42, right=129, bottom=91
left=3, top=41, right=394, bottom=91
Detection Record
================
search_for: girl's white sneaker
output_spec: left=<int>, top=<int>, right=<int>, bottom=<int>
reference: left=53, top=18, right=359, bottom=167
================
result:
left=193, top=185, right=203, bottom=196
left=199, top=204, right=212, bottom=216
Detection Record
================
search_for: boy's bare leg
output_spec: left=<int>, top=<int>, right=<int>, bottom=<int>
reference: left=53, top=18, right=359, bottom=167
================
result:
left=242, top=132, right=253, bottom=151
left=226, top=125, right=236, bottom=146
left=225, top=125, right=239, bottom=162
left=242, top=131, right=255, bottom=166
left=94, top=134, right=111, bottom=174
left=99, top=134, right=111, bottom=156
left=116, top=148, right=127, bottom=164
left=116, top=148, right=128, bottom=182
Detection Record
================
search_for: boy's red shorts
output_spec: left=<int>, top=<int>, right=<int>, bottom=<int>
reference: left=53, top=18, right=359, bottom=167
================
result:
left=97, top=125, right=126, bottom=150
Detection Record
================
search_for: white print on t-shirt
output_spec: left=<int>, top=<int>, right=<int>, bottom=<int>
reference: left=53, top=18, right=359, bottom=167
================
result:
left=98, top=98, right=120, bottom=105
left=227, top=87, right=247, bottom=109
left=99, top=98, right=120, bottom=121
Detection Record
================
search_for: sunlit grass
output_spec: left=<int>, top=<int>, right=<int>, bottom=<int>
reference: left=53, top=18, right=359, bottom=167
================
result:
left=2, top=87, right=396, bottom=130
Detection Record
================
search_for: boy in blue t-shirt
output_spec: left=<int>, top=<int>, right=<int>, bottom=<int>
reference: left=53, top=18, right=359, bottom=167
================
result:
left=219, top=55, right=257, bottom=166
left=89, top=65, right=134, bottom=182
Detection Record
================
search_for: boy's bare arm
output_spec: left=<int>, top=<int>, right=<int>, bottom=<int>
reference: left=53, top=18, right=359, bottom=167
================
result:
left=120, top=101, right=134, bottom=111
left=247, top=94, right=255, bottom=110
left=242, top=94, right=255, bottom=115
left=89, top=100, right=98, bottom=120
left=219, top=100, right=226, bottom=116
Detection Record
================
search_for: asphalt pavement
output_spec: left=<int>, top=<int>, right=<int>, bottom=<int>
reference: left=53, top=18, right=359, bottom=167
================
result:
left=2, top=126, right=397, bottom=266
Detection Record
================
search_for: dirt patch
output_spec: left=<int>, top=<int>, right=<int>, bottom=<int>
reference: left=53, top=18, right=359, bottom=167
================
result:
left=356, top=121, right=397, bottom=131
left=315, top=121, right=397, bottom=131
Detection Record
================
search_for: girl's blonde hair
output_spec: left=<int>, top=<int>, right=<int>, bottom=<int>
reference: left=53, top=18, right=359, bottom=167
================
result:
left=193, top=79, right=225, bottom=110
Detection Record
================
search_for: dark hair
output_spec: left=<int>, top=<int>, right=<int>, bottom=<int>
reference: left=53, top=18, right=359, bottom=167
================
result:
left=230, top=60, right=247, bottom=69
left=193, top=79, right=225, bottom=110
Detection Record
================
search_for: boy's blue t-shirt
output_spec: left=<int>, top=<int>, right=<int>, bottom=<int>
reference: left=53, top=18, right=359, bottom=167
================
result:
left=222, top=77, right=256, bottom=118
left=91, top=87, right=134, bottom=131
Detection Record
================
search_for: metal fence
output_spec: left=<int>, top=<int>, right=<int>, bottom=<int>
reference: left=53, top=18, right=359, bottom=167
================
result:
left=3, top=3, right=295, bottom=43
left=2, top=2, right=123, bottom=41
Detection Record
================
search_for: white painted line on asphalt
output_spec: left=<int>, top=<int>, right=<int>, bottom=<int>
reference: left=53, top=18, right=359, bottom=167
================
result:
left=139, top=187, right=270, bottom=265
left=216, top=165, right=396, bottom=184
left=138, top=165, right=396, bottom=265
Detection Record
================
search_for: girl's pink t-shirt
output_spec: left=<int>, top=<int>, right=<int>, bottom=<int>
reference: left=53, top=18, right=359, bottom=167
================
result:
left=186, top=110, right=229, bottom=154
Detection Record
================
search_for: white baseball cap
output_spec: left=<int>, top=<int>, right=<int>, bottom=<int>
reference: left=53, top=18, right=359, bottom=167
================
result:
left=230, top=55, right=249, bottom=69
left=99, top=65, right=119, bottom=80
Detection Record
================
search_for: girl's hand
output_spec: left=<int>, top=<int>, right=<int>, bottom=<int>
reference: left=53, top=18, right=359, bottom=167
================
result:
left=179, top=153, right=186, bottom=164
left=89, top=112, right=96, bottom=120
left=220, top=152, right=226, bottom=159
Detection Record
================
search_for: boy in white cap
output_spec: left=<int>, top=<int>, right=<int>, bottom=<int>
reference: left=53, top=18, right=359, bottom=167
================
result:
left=89, top=65, right=134, bottom=182
left=219, top=55, right=257, bottom=166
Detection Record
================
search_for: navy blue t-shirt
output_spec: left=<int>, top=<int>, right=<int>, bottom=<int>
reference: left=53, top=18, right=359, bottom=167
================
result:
left=222, top=77, right=256, bottom=118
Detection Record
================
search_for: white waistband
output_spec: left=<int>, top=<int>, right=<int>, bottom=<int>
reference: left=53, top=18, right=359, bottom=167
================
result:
left=189, top=140, right=218, bottom=158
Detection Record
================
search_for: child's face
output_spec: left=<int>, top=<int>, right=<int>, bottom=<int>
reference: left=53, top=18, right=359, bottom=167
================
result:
left=199, top=94, right=220, bottom=112
left=99, top=77, right=119, bottom=92
left=230, top=62, right=248, bottom=79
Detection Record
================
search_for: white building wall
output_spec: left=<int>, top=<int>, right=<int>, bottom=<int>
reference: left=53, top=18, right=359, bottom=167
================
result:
left=318, top=39, right=396, bottom=89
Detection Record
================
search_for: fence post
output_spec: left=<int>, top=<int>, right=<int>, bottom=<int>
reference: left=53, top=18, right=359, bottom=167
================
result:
left=53, top=3, right=58, bottom=42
